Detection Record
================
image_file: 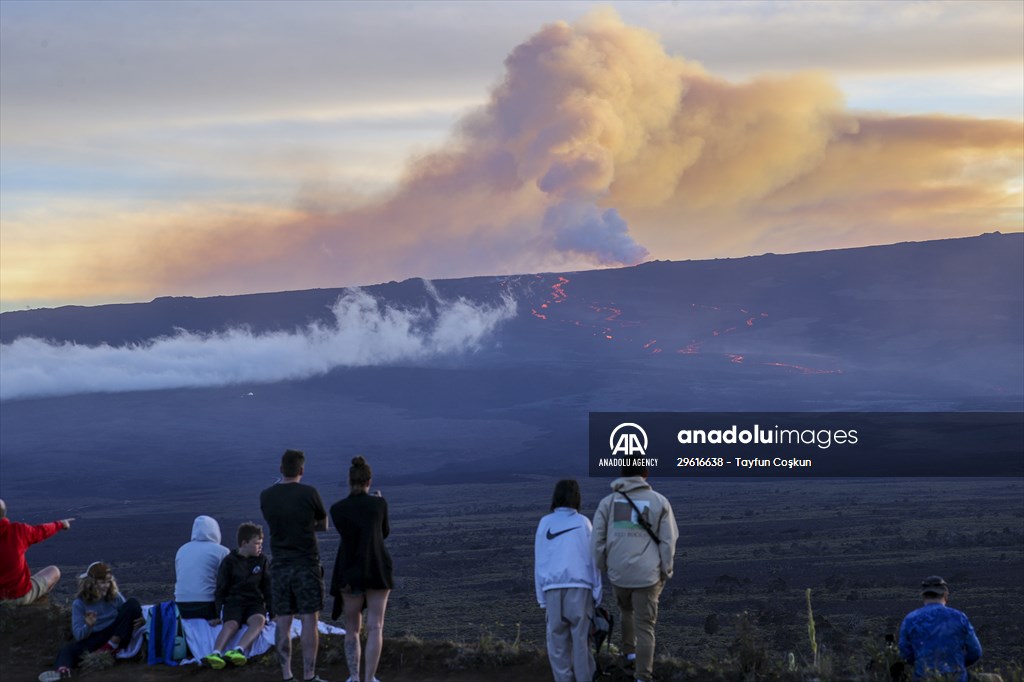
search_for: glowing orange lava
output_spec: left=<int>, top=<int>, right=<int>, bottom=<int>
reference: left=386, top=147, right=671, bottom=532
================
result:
left=551, top=276, right=569, bottom=303
left=529, top=276, right=571, bottom=323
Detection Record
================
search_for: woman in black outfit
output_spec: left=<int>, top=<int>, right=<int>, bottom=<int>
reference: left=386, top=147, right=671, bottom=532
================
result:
left=330, top=456, right=393, bottom=682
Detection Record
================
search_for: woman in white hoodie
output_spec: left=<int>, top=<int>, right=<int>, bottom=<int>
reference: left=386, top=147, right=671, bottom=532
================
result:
left=534, top=479, right=602, bottom=682
left=174, top=515, right=230, bottom=620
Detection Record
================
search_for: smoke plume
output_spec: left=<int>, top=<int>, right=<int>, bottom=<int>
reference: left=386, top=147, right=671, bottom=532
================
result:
left=0, top=288, right=516, bottom=401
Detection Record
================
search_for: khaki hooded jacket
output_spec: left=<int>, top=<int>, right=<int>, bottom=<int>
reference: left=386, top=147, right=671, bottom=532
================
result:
left=592, top=476, right=678, bottom=589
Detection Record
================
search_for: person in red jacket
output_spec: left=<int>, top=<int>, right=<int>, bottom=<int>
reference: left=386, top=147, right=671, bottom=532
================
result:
left=0, top=499, right=74, bottom=605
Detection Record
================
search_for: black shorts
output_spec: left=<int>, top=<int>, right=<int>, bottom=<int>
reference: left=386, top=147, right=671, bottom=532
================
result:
left=270, top=563, right=324, bottom=616
left=177, top=601, right=217, bottom=620
left=221, top=603, right=267, bottom=626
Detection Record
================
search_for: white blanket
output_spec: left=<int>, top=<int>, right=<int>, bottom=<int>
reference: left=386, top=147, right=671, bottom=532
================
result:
left=122, top=605, right=344, bottom=665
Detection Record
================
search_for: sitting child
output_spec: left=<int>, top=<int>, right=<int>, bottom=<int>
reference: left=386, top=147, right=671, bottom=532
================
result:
left=202, top=522, right=272, bottom=669
left=40, top=562, right=143, bottom=680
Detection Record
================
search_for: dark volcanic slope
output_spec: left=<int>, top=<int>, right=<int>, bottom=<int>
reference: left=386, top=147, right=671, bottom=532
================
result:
left=3, top=233, right=1022, bottom=397
left=2, top=233, right=1019, bottom=348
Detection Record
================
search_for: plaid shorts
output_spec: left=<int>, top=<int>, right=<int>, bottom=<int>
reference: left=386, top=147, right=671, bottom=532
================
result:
left=270, top=563, right=324, bottom=616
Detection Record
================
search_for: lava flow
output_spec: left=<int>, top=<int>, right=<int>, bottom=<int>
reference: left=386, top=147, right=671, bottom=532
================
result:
left=529, top=275, right=571, bottom=320
left=521, top=278, right=841, bottom=377
left=550, top=276, right=569, bottom=303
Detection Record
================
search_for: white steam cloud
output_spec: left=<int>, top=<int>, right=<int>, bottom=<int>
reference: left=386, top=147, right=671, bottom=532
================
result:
left=0, top=288, right=517, bottom=401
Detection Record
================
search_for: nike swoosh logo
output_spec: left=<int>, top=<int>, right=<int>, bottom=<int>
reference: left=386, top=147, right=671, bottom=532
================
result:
left=546, top=526, right=581, bottom=540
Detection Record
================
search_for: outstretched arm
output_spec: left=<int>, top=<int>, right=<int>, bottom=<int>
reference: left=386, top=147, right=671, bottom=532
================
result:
left=22, top=519, right=71, bottom=547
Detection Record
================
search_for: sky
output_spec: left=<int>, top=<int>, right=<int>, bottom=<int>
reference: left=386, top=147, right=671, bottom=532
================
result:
left=1, top=0, right=1022, bottom=311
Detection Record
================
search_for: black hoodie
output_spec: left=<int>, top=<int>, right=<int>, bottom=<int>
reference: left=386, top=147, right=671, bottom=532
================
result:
left=214, top=550, right=272, bottom=616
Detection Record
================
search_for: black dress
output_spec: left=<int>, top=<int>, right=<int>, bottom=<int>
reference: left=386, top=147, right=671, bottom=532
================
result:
left=329, top=492, right=394, bottom=600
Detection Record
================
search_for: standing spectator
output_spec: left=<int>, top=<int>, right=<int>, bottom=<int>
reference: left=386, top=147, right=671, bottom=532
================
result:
left=174, top=515, right=230, bottom=621
left=330, top=456, right=394, bottom=682
left=0, top=499, right=73, bottom=606
left=899, top=575, right=1003, bottom=682
left=535, top=479, right=602, bottom=682
left=261, top=449, right=329, bottom=682
left=592, top=464, right=678, bottom=682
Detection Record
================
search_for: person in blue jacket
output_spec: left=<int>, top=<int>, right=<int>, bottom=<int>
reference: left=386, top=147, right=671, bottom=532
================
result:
left=39, top=562, right=143, bottom=680
left=898, top=575, right=1002, bottom=682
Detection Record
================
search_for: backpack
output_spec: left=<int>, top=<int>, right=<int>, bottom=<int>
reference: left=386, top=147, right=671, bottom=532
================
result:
left=147, top=601, right=188, bottom=665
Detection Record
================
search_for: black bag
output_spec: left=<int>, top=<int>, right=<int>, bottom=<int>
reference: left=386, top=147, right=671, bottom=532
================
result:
left=591, top=605, right=614, bottom=680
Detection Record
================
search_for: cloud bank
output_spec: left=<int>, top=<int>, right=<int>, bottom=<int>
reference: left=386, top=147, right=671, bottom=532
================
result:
left=0, top=288, right=516, bottom=401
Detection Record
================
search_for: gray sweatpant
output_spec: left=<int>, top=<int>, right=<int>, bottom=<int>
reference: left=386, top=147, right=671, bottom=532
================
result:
left=544, top=587, right=596, bottom=682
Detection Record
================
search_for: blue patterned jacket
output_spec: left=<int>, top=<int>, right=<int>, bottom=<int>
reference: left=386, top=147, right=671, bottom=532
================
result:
left=898, top=603, right=982, bottom=681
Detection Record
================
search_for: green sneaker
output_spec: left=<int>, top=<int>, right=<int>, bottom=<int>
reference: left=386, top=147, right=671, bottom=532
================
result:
left=203, top=652, right=226, bottom=669
left=223, top=648, right=247, bottom=666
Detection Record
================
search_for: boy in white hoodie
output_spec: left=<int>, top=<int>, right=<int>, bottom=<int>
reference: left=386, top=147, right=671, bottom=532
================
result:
left=174, top=515, right=230, bottom=620
left=535, top=479, right=602, bottom=682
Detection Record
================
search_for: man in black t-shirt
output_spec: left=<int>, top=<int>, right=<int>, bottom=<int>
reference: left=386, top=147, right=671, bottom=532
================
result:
left=260, top=449, right=329, bottom=682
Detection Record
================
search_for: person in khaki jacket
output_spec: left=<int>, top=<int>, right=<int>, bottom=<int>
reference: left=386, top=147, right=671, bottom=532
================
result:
left=592, top=464, right=678, bottom=682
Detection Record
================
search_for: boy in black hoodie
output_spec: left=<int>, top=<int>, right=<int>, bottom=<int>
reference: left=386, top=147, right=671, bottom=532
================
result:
left=203, top=522, right=272, bottom=669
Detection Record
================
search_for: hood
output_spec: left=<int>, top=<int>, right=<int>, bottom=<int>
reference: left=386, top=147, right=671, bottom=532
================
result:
left=611, top=476, right=651, bottom=494
left=190, top=515, right=222, bottom=543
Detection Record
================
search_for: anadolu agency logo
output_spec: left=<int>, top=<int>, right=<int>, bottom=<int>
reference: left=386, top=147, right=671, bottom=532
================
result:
left=609, top=423, right=648, bottom=456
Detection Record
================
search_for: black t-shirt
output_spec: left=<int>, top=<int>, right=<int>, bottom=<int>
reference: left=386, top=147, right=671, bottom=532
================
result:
left=260, top=482, right=327, bottom=567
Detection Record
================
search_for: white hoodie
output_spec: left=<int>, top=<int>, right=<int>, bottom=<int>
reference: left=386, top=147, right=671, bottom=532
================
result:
left=534, top=508, right=602, bottom=606
left=174, top=515, right=230, bottom=603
